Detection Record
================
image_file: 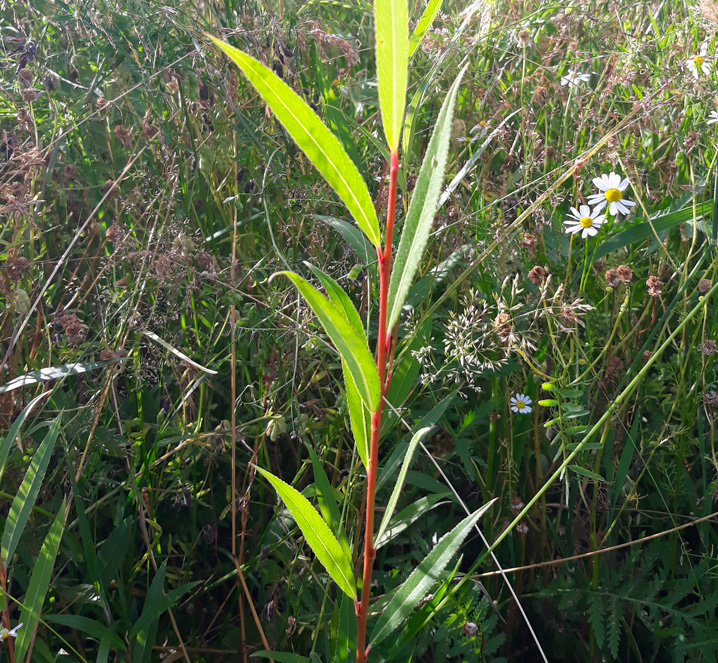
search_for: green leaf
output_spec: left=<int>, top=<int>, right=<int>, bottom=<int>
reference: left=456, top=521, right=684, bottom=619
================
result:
left=304, top=262, right=365, bottom=337
left=343, top=359, right=371, bottom=469
left=408, top=0, right=444, bottom=56
left=306, top=446, right=351, bottom=560
left=209, top=35, right=381, bottom=247
left=376, top=493, right=449, bottom=549
left=375, top=0, right=408, bottom=150
left=386, top=66, right=467, bottom=330
left=370, top=501, right=493, bottom=645
left=314, top=215, right=374, bottom=265
left=256, top=466, right=357, bottom=598
left=335, top=593, right=357, bottom=663
left=0, top=392, right=49, bottom=484
left=2, top=414, right=62, bottom=567
left=275, top=271, right=380, bottom=411
left=14, top=500, right=69, bottom=663
left=251, top=653, right=311, bottom=663
left=375, top=426, right=433, bottom=544
left=46, top=615, right=124, bottom=650
left=569, top=465, right=605, bottom=481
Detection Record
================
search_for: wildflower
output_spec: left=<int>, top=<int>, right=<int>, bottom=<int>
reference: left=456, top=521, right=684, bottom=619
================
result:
left=686, top=42, right=711, bottom=79
left=561, top=70, right=590, bottom=88
left=0, top=623, right=22, bottom=641
left=587, top=172, right=636, bottom=216
left=510, top=393, right=532, bottom=414
left=564, top=204, right=606, bottom=238
left=646, top=275, right=664, bottom=297
left=708, top=110, right=718, bottom=125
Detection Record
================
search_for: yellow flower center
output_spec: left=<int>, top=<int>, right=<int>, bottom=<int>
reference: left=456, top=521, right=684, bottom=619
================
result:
left=515, top=400, right=525, bottom=409
left=579, top=216, right=593, bottom=228
left=605, top=188, right=622, bottom=202
left=694, top=55, right=705, bottom=67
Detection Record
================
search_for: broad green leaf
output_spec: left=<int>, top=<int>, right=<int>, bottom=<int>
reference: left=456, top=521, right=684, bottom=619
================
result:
left=306, top=446, right=352, bottom=559
left=370, top=502, right=492, bottom=645
left=209, top=35, right=381, bottom=247
left=408, top=0, right=444, bottom=56
left=376, top=493, right=449, bottom=549
left=314, top=215, right=374, bottom=265
left=343, top=359, right=371, bottom=469
left=251, top=653, right=311, bottom=663
left=304, top=262, right=365, bottom=338
left=256, top=466, right=357, bottom=598
left=15, top=500, right=69, bottom=662
left=375, top=427, right=433, bottom=544
left=2, top=414, right=62, bottom=567
left=386, top=66, right=467, bottom=330
left=0, top=392, right=49, bottom=483
left=275, top=271, right=380, bottom=411
left=375, top=0, right=408, bottom=150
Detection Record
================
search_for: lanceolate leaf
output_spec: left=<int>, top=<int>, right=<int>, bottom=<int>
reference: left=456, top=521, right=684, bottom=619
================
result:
left=304, top=262, right=365, bottom=338
left=375, top=426, right=433, bottom=545
left=14, top=500, right=69, bottom=663
left=343, top=359, right=371, bottom=469
left=2, top=414, right=62, bottom=567
left=209, top=35, right=381, bottom=247
left=370, top=502, right=492, bottom=646
left=386, top=65, right=467, bottom=331
left=275, top=271, right=380, bottom=411
left=256, top=466, right=357, bottom=598
left=408, top=0, right=444, bottom=57
left=0, top=392, right=49, bottom=484
left=375, top=0, right=409, bottom=150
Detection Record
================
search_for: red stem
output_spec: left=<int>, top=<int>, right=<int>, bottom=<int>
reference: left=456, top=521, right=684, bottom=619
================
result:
left=356, top=150, right=399, bottom=663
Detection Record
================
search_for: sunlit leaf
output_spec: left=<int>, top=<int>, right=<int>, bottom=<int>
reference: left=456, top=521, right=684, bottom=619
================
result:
left=275, top=271, right=380, bottom=411
left=0, top=360, right=120, bottom=395
left=209, top=35, right=381, bottom=247
left=256, top=467, right=356, bottom=598
left=343, top=359, right=371, bottom=469
left=386, top=66, right=467, bottom=330
left=375, top=0, right=409, bottom=150
left=408, top=0, right=444, bottom=56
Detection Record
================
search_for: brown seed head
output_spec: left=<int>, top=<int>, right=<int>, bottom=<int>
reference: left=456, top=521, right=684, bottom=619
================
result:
left=616, top=265, right=633, bottom=283
left=528, top=265, right=547, bottom=285
left=699, top=278, right=712, bottom=294
left=605, top=269, right=620, bottom=288
left=646, top=275, right=663, bottom=297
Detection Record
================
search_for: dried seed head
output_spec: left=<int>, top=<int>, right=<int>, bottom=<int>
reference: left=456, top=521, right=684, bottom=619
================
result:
left=701, top=340, right=716, bottom=355
left=605, top=269, right=620, bottom=288
left=704, top=391, right=718, bottom=408
left=21, top=88, right=41, bottom=103
left=616, top=265, right=633, bottom=283
left=646, top=275, right=663, bottom=297
left=642, top=350, right=654, bottom=364
left=528, top=265, right=547, bottom=285
left=4, top=256, right=30, bottom=282
left=522, top=232, right=537, bottom=251
left=114, top=124, right=133, bottom=147
left=558, top=305, right=577, bottom=327
left=699, top=278, right=712, bottom=294
left=463, top=622, right=478, bottom=638
left=532, top=86, right=549, bottom=106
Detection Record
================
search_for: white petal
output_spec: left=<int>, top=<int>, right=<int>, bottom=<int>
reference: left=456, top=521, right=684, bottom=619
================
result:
left=586, top=226, right=598, bottom=236
left=621, top=199, right=636, bottom=207
left=523, top=395, right=532, bottom=404
left=592, top=199, right=607, bottom=212
left=703, top=63, right=711, bottom=74
left=593, top=176, right=608, bottom=190
left=569, top=206, right=582, bottom=219
left=579, top=204, right=591, bottom=216
left=691, top=67, right=700, bottom=79
left=616, top=201, right=630, bottom=215
left=701, top=42, right=709, bottom=56
left=609, top=201, right=618, bottom=215
left=618, top=177, right=630, bottom=191
left=586, top=193, right=604, bottom=205
left=581, top=228, right=590, bottom=239
left=565, top=224, right=581, bottom=235
left=608, top=172, right=621, bottom=188
left=522, top=405, right=532, bottom=413
left=511, top=405, right=518, bottom=412
left=593, top=214, right=606, bottom=225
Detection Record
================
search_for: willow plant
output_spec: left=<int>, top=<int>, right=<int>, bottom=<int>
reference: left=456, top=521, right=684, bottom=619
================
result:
left=209, top=1, right=489, bottom=658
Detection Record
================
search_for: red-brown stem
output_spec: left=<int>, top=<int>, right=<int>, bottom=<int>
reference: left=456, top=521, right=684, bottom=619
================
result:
left=356, top=150, right=399, bottom=663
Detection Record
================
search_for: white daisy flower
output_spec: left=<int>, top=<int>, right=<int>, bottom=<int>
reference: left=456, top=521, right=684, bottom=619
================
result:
left=708, top=110, right=718, bottom=125
left=686, top=42, right=710, bottom=79
left=510, top=393, right=532, bottom=414
left=586, top=172, right=636, bottom=216
left=564, top=204, right=606, bottom=238
left=560, top=70, right=590, bottom=88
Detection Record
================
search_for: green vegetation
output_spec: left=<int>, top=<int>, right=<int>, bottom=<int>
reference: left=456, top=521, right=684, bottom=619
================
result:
left=2, top=0, right=718, bottom=661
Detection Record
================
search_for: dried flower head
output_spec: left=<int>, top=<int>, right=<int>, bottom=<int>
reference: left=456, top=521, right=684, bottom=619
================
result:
left=699, top=278, right=712, bottom=294
left=528, top=265, right=547, bottom=285
left=114, top=124, right=133, bottom=147
left=646, top=275, right=663, bottom=297
left=704, top=391, right=718, bottom=408
left=701, top=340, right=716, bottom=356
left=462, top=622, right=478, bottom=638
left=605, top=269, right=620, bottom=288
left=58, top=312, right=87, bottom=346
left=616, top=265, right=633, bottom=283
left=4, top=256, right=30, bottom=282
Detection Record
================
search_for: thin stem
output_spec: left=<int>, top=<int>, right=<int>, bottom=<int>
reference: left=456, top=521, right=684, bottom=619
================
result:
left=356, top=150, right=399, bottom=663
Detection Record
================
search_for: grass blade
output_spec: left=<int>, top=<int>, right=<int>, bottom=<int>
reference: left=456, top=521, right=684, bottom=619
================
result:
left=2, top=414, right=62, bottom=567
left=256, top=466, right=356, bottom=598
left=375, top=0, right=409, bottom=150
left=275, top=271, right=380, bottom=411
left=209, top=35, right=381, bottom=247
left=370, top=502, right=492, bottom=646
left=0, top=392, right=49, bottom=484
left=386, top=65, right=466, bottom=330
left=14, top=499, right=70, bottom=663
